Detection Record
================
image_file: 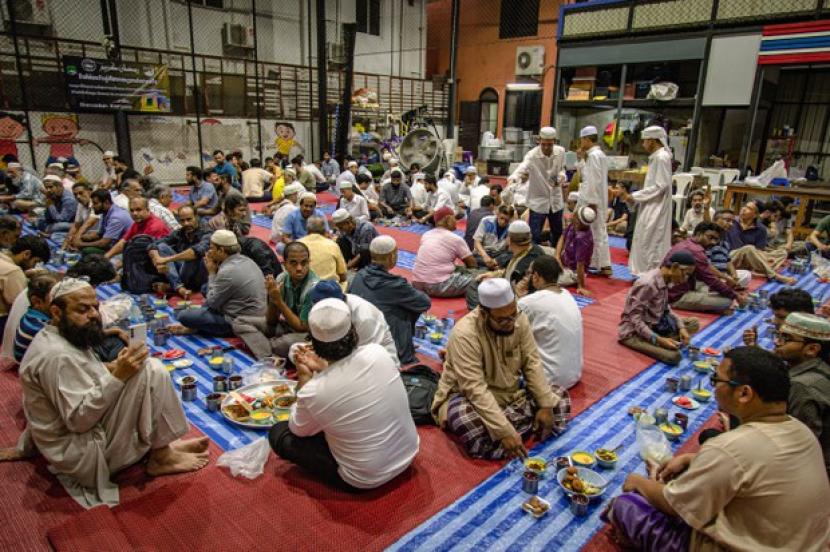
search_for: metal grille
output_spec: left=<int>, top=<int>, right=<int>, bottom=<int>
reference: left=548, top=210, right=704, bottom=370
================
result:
left=632, top=0, right=713, bottom=31
left=561, top=6, right=630, bottom=38
left=717, top=0, right=817, bottom=21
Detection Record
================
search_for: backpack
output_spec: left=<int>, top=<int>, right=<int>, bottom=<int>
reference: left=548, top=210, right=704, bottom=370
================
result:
left=400, top=364, right=440, bottom=425
left=121, top=234, right=164, bottom=294
left=239, top=236, right=282, bottom=278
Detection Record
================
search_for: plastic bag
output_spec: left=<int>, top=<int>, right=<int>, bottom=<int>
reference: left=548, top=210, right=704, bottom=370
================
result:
left=217, top=438, right=271, bottom=479
left=747, top=159, right=787, bottom=188
left=636, top=418, right=672, bottom=465
left=647, top=82, right=679, bottom=101
left=238, top=356, right=287, bottom=386
left=99, top=293, right=134, bottom=328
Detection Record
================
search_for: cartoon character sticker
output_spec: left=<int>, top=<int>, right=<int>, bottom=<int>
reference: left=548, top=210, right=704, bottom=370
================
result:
left=274, top=122, right=304, bottom=158
left=35, top=113, right=88, bottom=164
left=0, top=112, right=25, bottom=160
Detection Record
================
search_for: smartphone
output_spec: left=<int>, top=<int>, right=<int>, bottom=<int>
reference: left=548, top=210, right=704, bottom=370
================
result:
left=128, top=323, right=147, bottom=348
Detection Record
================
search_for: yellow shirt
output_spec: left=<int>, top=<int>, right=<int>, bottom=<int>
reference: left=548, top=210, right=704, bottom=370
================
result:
left=298, top=233, right=347, bottom=287
left=0, top=252, right=26, bottom=316
left=271, top=177, right=285, bottom=202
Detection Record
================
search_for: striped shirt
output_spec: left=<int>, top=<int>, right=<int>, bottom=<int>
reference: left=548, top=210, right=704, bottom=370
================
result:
left=13, top=308, right=50, bottom=362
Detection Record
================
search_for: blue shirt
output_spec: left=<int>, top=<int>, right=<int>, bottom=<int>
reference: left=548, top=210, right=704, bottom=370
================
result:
left=45, top=188, right=78, bottom=224
left=282, top=208, right=330, bottom=240
left=13, top=308, right=50, bottom=362
left=100, top=204, right=133, bottom=241
left=725, top=219, right=767, bottom=251
left=213, top=162, right=239, bottom=189
left=189, top=181, right=219, bottom=212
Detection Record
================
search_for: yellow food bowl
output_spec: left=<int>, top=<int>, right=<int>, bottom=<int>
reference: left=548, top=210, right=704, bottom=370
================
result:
left=249, top=409, right=272, bottom=423
left=524, top=457, right=547, bottom=474
left=660, top=423, right=684, bottom=441
left=209, top=357, right=224, bottom=366
left=570, top=451, right=596, bottom=467
left=693, top=361, right=713, bottom=373
left=691, top=388, right=712, bottom=402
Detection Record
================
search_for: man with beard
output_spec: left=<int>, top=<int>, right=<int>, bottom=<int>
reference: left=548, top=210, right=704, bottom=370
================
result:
left=0, top=215, right=21, bottom=249
left=0, top=235, right=50, bottom=334
left=431, top=278, right=571, bottom=459
left=63, top=181, right=98, bottom=252
left=680, top=189, right=714, bottom=235
left=72, top=189, right=133, bottom=254
left=37, top=175, right=77, bottom=238
left=0, top=161, right=44, bottom=213
left=282, top=192, right=329, bottom=242
left=232, top=241, right=319, bottom=359
left=378, top=169, right=413, bottom=218
left=148, top=205, right=211, bottom=298
left=103, top=197, right=170, bottom=262
left=186, top=166, right=218, bottom=221
left=3, top=278, right=209, bottom=506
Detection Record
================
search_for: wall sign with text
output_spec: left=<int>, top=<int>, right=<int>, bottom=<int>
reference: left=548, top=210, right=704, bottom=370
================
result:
left=63, top=56, right=172, bottom=113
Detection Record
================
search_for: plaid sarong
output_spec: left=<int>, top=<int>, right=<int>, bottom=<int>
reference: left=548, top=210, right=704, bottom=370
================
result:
left=445, top=384, right=571, bottom=459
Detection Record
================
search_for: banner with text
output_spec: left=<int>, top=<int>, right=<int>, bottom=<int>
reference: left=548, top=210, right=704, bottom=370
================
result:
left=63, top=56, right=172, bottom=113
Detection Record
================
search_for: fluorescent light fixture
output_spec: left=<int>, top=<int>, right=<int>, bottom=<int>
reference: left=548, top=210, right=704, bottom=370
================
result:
left=506, top=83, right=542, bottom=91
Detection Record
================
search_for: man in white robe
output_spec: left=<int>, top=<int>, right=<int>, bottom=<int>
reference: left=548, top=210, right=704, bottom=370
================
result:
left=624, top=126, right=674, bottom=276
left=511, top=126, right=568, bottom=246
left=3, top=278, right=209, bottom=507
left=576, top=125, right=612, bottom=275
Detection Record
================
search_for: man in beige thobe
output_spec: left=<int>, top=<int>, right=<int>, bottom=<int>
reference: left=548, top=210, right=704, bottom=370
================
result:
left=7, top=278, right=209, bottom=507
left=432, top=278, right=571, bottom=459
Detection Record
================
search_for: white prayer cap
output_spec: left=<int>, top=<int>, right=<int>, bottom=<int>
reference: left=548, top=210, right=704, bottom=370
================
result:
left=642, top=125, right=668, bottom=147
left=283, top=182, right=304, bottom=197
left=443, top=170, right=455, bottom=178
left=390, top=168, right=403, bottom=177
left=577, top=206, right=597, bottom=225
left=347, top=161, right=358, bottom=168
left=299, top=191, right=317, bottom=204
left=539, top=126, right=557, bottom=140
left=6, top=162, right=21, bottom=169
left=580, top=125, right=598, bottom=138
left=478, top=278, right=515, bottom=309
left=102, top=150, right=115, bottom=158
left=338, top=180, right=353, bottom=190
left=43, top=174, right=62, bottom=184
left=567, top=191, right=580, bottom=202
left=47, top=162, right=64, bottom=169
left=331, top=208, right=351, bottom=224
left=284, top=168, right=297, bottom=177
left=369, top=235, right=397, bottom=255
left=48, top=277, right=93, bottom=303
left=57, top=157, right=67, bottom=163
left=389, top=158, right=400, bottom=166
left=210, top=229, right=238, bottom=247
left=465, top=166, right=477, bottom=174
left=309, top=298, right=352, bottom=342
left=508, top=220, right=531, bottom=234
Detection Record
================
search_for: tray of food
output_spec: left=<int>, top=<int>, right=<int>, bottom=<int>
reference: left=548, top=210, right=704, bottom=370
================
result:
left=220, top=380, right=297, bottom=429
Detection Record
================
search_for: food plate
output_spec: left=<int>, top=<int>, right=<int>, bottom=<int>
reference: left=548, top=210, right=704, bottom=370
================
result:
left=702, top=347, right=720, bottom=356
left=672, top=396, right=700, bottom=410
left=557, top=467, right=608, bottom=500
left=172, top=358, right=193, bottom=368
left=220, top=380, right=297, bottom=429
left=162, top=349, right=186, bottom=360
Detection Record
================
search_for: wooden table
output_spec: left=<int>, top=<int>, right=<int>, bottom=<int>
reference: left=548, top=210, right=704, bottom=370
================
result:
left=723, top=183, right=830, bottom=238
left=608, top=170, right=708, bottom=190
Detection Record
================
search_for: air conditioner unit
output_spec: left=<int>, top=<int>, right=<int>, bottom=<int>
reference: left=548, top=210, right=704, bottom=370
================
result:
left=515, top=46, right=545, bottom=76
left=328, top=42, right=346, bottom=66
left=222, top=23, right=254, bottom=49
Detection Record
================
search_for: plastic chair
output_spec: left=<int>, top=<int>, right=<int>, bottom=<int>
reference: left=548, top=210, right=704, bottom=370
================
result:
left=672, top=173, right=695, bottom=225
left=690, top=166, right=705, bottom=175
left=720, top=169, right=739, bottom=185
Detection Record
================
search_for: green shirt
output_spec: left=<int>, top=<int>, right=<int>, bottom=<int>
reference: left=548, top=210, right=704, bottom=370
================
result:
left=298, top=170, right=315, bottom=192
left=815, top=215, right=830, bottom=245
left=277, top=270, right=319, bottom=322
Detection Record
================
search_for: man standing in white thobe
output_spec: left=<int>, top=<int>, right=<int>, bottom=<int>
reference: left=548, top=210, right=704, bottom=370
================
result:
left=622, top=126, right=674, bottom=276
left=511, top=126, right=568, bottom=246
left=576, top=125, right=612, bottom=276
left=6, top=278, right=209, bottom=507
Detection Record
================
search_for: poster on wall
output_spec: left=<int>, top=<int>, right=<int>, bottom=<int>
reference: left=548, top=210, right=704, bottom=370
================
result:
left=63, top=56, right=172, bottom=113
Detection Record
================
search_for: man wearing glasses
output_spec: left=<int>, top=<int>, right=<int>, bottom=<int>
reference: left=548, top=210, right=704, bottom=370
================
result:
left=773, top=312, right=830, bottom=476
left=430, top=278, right=571, bottom=460
left=603, top=346, right=829, bottom=551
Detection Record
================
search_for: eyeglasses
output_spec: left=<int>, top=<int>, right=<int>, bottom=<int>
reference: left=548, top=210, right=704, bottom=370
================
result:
left=709, top=374, right=742, bottom=387
left=773, top=332, right=805, bottom=344
left=488, top=310, right=518, bottom=325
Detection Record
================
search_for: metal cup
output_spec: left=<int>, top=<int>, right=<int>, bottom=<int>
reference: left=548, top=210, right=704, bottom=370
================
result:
left=212, top=375, right=227, bottom=393
left=687, top=347, right=700, bottom=362
left=521, top=471, right=539, bottom=494
left=222, top=357, right=234, bottom=375
left=153, top=329, right=169, bottom=347
left=206, top=392, right=223, bottom=412
left=679, top=375, right=692, bottom=391
left=228, top=375, right=243, bottom=390
left=415, top=324, right=426, bottom=339
left=666, top=377, right=679, bottom=393
left=570, top=494, right=589, bottom=517
left=180, top=376, right=196, bottom=386
left=654, top=408, right=669, bottom=425
left=181, top=383, right=197, bottom=402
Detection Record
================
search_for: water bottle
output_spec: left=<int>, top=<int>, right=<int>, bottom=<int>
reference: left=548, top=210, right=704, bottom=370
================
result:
left=128, top=302, right=143, bottom=325
left=443, top=310, right=455, bottom=332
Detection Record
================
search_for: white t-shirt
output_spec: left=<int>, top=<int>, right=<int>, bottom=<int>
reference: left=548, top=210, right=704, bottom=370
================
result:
left=340, top=194, right=369, bottom=223
left=517, top=288, right=583, bottom=389
left=469, top=184, right=490, bottom=211
left=74, top=201, right=98, bottom=225
left=305, top=162, right=326, bottom=184
left=289, top=343, right=419, bottom=489
left=270, top=201, right=297, bottom=242
left=1, top=291, right=29, bottom=361
left=437, top=178, right=460, bottom=204
left=112, top=193, right=129, bottom=211
left=410, top=182, right=429, bottom=210
left=429, top=188, right=454, bottom=212
left=681, top=207, right=715, bottom=234
left=346, top=294, right=399, bottom=368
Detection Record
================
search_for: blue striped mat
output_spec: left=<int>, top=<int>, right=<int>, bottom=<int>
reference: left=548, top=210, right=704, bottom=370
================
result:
left=94, top=283, right=266, bottom=451
left=390, top=272, right=829, bottom=552
left=608, top=235, right=627, bottom=249
left=173, top=191, right=189, bottom=204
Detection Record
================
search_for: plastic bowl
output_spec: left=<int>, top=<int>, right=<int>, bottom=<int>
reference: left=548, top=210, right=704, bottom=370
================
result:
left=693, top=361, right=714, bottom=373
left=691, top=388, right=712, bottom=403
left=594, top=448, right=618, bottom=469
left=557, top=467, right=608, bottom=500
left=660, top=423, right=684, bottom=441
left=524, top=456, right=547, bottom=476
left=570, top=451, right=596, bottom=468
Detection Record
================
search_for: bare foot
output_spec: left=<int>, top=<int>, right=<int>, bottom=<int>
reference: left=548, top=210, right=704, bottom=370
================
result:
left=167, top=324, right=194, bottom=336
left=146, top=444, right=209, bottom=477
left=0, top=447, right=33, bottom=462
left=171, top=437, right=209, bottom=454
left=775, top=274, right=796, bottom=285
